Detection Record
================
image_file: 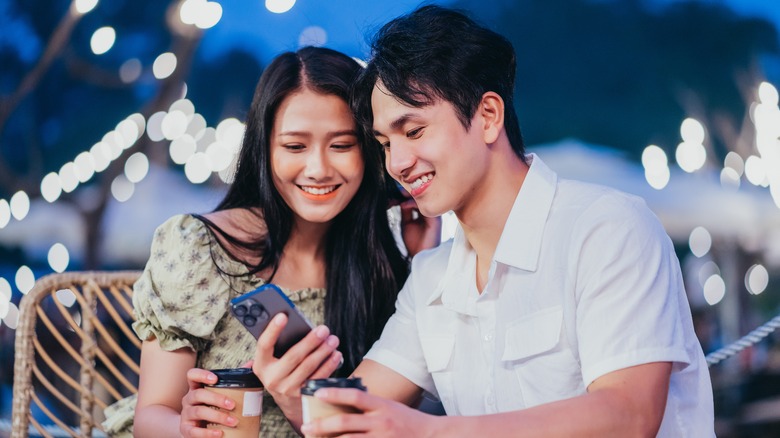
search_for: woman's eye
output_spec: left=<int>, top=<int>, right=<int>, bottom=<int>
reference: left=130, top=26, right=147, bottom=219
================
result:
left=283, top=144, right=305, bottom=151
left=406, top=127, right=424, bottom=139
left=380, top=141, right=390, bottom=150
left=332, top=143, right=356, bottom=150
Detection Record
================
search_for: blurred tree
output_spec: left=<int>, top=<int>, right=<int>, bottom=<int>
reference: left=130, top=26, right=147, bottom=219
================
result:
left=457, top=0, right=779, bottom=160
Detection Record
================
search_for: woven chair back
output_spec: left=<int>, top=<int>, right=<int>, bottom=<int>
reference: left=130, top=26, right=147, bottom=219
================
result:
left=10, top=271, right=141, bottom=438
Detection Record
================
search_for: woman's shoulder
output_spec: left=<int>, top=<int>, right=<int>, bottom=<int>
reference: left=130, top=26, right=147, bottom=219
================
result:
left=151, top=214, right=211, bottom=252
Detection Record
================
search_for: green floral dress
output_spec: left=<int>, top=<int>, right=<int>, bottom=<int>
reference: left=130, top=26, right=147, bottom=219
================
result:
left=102, top=214, right=325, bottom=437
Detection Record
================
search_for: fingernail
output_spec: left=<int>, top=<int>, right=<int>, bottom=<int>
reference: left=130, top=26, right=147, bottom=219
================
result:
left=300, top=423, right=312, bottom=433
left=314, top=388, right=329, bottom=398
left=315, top=326, right=329, bottom=339
left=326, top=335, right=339, bottom=347
left=224, top=398, right=235, bottom=409
left=208, top=373, right=217, bottom=382
left=226, top=416, right=237, bottom=426
left=274, top=314, right=286, bottom=326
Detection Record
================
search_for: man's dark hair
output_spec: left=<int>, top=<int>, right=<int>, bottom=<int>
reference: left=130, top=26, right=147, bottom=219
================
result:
left=353, top=5, right=525, bottom=159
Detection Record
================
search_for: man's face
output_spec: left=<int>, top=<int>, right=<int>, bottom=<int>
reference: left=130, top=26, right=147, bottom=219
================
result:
left=371, top=82, right=488, bottom=218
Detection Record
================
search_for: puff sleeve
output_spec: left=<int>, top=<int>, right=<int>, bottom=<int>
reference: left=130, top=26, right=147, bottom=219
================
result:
left=132, top=214, right=230, bottom=353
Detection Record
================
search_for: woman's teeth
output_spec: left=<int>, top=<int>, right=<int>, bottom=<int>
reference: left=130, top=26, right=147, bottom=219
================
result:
left=301, top=186, right=336, bottom=195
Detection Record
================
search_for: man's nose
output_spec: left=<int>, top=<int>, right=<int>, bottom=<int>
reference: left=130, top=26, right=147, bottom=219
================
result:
left=386, top=141, right=416, bottom=180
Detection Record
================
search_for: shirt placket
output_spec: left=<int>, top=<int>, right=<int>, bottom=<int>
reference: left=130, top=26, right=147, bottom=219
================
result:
left=476, top=260, right=499, bottom=413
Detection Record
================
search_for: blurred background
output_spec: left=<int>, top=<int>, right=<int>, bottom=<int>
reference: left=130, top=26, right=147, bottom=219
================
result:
left=1, top=0, right=780, bottom=436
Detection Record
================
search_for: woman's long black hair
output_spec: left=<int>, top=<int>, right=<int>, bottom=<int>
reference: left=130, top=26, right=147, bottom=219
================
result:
left=200, top=46, right=409, bottom=374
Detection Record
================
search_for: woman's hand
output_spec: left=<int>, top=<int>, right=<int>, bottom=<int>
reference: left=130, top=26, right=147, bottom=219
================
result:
left=252, top=314, right=343, bottom=430
left=180, top=368, right=239, bottom=438
left=399, top=198, right=442, bottom=257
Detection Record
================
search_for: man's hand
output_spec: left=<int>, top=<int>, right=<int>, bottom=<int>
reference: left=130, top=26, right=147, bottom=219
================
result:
left=300, top=388, right=440, bottom=438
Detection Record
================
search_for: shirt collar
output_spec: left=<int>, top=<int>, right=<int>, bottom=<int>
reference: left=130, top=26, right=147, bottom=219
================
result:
left=425, top=153, right=558, bottom=310
left=494, top=153, right=557, bottom=271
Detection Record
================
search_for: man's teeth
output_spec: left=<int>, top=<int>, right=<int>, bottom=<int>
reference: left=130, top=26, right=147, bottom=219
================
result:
left=410, top=174, right=433, bottom=190
left=301, top=186, right=336, bottom=195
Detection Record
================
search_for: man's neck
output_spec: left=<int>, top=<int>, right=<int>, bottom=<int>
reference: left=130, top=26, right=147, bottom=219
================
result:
left=457, top=149, right=529, bottom=291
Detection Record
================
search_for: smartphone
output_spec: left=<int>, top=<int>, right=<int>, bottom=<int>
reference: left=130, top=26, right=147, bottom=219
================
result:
left=229, top=284, right=314, bottom=357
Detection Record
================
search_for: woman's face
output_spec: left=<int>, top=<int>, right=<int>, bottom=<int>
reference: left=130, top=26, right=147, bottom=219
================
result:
left=270, top=88, right=365, bottom=225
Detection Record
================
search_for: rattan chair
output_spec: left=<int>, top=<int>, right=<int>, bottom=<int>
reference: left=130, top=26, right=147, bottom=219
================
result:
left=11, top=271, right=142, bottom=438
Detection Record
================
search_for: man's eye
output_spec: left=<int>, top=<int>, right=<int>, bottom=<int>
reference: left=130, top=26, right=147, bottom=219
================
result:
left=406, top=127, right=424, bottom=139
left=332, top=143, right=356, bottom=150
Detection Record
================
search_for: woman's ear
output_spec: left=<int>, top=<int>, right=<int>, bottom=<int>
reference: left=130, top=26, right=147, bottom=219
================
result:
left=479, top=92, right=504, bottom=144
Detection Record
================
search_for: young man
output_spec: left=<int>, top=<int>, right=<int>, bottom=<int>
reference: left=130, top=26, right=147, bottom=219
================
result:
left=265, top=5, right=714, bottom=436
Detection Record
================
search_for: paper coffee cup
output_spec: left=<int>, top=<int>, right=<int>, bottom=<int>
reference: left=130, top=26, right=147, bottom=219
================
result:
left=205, top=368, right=263, bottom=438
left=301, top=378, right=367, bottom=438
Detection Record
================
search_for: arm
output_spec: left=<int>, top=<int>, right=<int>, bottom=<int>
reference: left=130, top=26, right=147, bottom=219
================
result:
left=133, top=338, right=194, bottom=437
left=302, top=361, right=671, bottom=438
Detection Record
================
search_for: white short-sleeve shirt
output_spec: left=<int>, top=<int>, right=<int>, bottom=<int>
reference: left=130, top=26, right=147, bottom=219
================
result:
left=365, top=154, right=714, bottom=437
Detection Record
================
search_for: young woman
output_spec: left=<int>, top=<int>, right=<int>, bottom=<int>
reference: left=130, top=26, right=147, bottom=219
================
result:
left=102, top=47, right=439, bottom=437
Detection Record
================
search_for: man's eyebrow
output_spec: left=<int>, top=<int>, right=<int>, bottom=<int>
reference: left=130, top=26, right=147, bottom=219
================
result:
left=373, top=113, right=418, bottom=136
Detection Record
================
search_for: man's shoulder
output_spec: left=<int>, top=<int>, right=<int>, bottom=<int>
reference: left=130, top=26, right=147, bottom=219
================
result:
left=554, top=178, right=653, bottom=221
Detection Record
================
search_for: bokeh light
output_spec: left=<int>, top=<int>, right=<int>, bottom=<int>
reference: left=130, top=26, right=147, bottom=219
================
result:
left=724, top=151, right=744, bottom=177
left=745, top=264, right=769, bottom=295
left=680, top=118, right=705, bottom=144
left=689, top=226, right=712, bottom=258
left=675, top=141, right=706, bottom=173
left=59, top=162, right=80, bottom=193
left=642, top=145, right=670, bottom=190
left=703, top=274, right=726, bottom=306
left=298, top=26, right=327, bottom=47
left=41, top=172, right=63, bottom=203
left=0, top=199, right=10, bottom=229
left=124, top=152, right=150, bottom=183
left=744, top=155, right=767, bottom=186
left=111, top=175, right=135, bottom=202
left=2, top=302, right=19, bottom=329
left=266, top=0, right=296, bottom=14
left=10, top=191, right=30, bottom=221
left=15, top=265, right=35, bottom=295
left=48, top=243, right=70, bottom=273
left=74, top=0, right=99, bottom=14
left=55, top=289, right=77, bottom=307
left=74, top=151, right=96, bottom=182
left=147, top=111, right=167, bottom=142
left=162, top=110, right=189, bottom=140
left=90, top=26, right=116, bottom=55
left=153, top=52, right=177, bottom=79
left=758, top=81, right=779, bottom=106
left=185, top=152, right=212, bottom=183
left=170, top=135, right=197, bottom=164
left=119, top=58, right=142, bottom=83
left=719, top=167, right=740, bottom=191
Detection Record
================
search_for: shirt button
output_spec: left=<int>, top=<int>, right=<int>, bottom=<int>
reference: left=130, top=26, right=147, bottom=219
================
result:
left=483, top=332, right=493, bottom=342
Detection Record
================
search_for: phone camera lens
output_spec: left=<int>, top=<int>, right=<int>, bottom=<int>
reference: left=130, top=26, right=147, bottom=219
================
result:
left=234, top=304, right=247, bottom=316
left=249, top=304, right=263, bottom=316
left=258, top=310, right=269, bottom=321
left=243, top=315, right=257, bottom=327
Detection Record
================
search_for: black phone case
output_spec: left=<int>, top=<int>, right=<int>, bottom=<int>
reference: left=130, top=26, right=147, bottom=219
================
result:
left=229, top=284, right=314, bottom=357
